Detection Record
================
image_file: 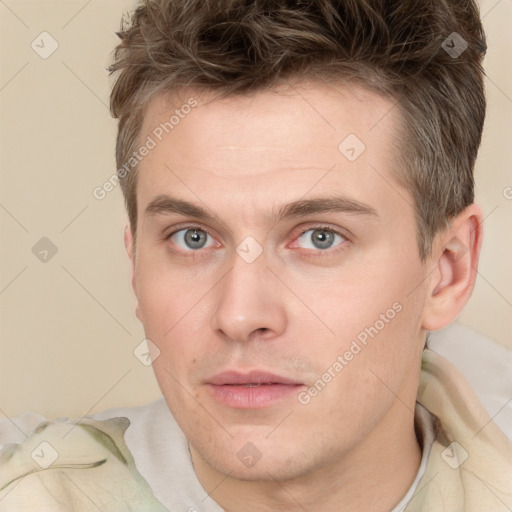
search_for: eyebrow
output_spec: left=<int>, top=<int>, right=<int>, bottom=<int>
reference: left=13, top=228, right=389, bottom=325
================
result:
left=144, top=194, right=379, bottom=223
left=145, top=195, right=213, bottom=219
left=277, top=197, right=378, bottom=219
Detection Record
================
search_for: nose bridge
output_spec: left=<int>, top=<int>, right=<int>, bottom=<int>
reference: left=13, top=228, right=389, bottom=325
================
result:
left=210, top=247, right=286, bottom=342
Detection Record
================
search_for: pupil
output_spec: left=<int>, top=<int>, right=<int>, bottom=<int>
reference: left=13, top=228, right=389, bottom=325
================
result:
left=312, top=229, right=334, bottom=249
left=185, top=229, right=206, bottom=248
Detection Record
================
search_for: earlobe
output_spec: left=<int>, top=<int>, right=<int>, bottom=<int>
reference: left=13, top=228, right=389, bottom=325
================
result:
left=422, top=204, right=483, bottom=331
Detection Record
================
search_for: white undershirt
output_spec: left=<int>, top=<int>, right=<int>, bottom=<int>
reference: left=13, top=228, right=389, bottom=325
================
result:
left=390, top=403, right=436, bottom=512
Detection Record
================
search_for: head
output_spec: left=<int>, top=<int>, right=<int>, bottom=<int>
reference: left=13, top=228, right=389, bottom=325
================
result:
left=109, top=0, right=486, bottom=490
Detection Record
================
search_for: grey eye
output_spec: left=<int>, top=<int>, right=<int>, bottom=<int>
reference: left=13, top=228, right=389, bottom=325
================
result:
left=297, top=228, right=345, bottom=250
left=184, top=229, right=208, bottom=249
left=171, top=228, right=214, bottom=251
left=311, top=229, right=335, bottom=249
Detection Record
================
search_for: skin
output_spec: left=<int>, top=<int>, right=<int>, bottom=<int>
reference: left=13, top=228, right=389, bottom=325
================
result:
left=124, top=81, right=482, bottom=512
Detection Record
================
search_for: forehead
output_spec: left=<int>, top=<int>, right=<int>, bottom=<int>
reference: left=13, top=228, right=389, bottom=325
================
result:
left=140, top=81, right=401, bottom=173
left=135, top=81, right=409, bottom=227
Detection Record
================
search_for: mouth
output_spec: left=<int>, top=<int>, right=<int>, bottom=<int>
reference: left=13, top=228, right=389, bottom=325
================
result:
left=205, top=370, right=304, bottom=409
left=230, top=383, right=274, bottom=387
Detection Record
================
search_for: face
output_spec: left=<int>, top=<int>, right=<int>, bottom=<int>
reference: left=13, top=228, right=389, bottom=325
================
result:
left=128, top=82, right=430, bottom=482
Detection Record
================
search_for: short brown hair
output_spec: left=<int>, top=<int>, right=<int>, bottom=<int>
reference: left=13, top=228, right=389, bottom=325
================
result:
left=109, top=0, right=486, bottom=259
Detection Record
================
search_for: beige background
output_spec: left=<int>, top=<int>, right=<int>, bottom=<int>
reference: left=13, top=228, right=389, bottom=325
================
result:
left=0, top=0, right=511, bottom=420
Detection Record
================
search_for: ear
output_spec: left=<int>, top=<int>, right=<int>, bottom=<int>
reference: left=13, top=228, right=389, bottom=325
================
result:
left=123, top=224, right=143, bottom=323
left=421, top=204, right=483, bottom=331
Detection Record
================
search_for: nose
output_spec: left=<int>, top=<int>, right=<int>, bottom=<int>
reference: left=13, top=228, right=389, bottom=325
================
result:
left=210, top=249, right=287, bottom=343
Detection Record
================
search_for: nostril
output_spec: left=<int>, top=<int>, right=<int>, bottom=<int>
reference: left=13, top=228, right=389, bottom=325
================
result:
left=246, top=326, right=271, bottom=342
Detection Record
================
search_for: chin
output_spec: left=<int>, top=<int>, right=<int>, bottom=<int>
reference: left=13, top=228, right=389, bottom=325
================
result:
left=192, top=433, right=323, bottom=483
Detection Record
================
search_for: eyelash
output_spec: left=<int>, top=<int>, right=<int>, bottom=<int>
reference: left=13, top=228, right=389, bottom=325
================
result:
left=163, top=224, right=215, bottom=260
left=163, top=223, right=351, bottom=258
left=293, top=225, right=350, bottom=258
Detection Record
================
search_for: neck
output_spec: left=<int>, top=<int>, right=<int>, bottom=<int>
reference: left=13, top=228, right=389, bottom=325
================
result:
left=191, top=400, right=422, bottom=512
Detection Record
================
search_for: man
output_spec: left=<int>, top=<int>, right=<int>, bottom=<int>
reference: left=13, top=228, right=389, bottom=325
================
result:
left=1, top=0, right=511, bottom=510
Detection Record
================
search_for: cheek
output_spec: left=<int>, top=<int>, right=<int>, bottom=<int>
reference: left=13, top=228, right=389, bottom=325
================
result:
left=292, top=264, right=413, bottom=339
left=135, top=249, right=203, bottom=331
left=134, top=268, right=187, bottom=369
left=289, top=256, right=425, bottom=382
left=295, top=302, right=421, bottom=445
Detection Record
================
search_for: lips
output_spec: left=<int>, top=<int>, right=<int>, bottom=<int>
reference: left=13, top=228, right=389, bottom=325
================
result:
left=207, top=370, right=302, bottom=386
left=205, top=370, right=304, bottom=409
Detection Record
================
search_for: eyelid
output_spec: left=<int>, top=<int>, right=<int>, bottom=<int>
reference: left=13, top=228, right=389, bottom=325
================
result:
left=163, top=224, right=223, bottom=257
left=163, top=223, right=218, bottom=242
left=288, top=224, right=351, bottom=253
left=162, top=223, right=351, bottom=256
left=291, top=223, right=351, bottom=242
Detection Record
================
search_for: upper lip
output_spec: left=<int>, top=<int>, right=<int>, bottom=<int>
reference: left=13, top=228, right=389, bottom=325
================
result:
left=207, top=370, right=302, bottom=386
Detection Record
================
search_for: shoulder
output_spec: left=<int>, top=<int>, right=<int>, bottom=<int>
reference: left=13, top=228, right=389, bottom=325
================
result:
left=0, top=410, right=48, bottom=449
left=0, top=399, right=218, bottom=511
left=413, top=346, right=512, bottom=511
left=0, top=411, right=168, bottom=511
left=429, top=322, right=512, bottom=439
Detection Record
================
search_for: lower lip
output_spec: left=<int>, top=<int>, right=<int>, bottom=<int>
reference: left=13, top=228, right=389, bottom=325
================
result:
left=206, top=383, right=303, bottom=409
